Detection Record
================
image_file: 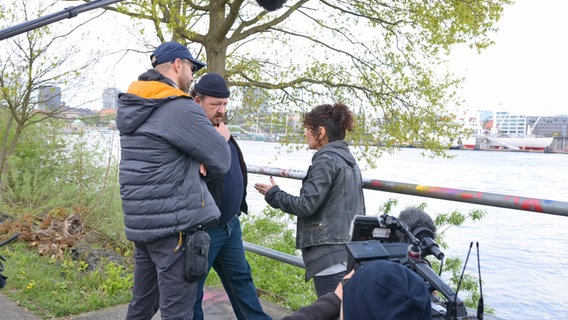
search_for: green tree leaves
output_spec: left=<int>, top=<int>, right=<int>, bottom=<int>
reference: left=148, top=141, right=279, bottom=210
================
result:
left=112, top=0, right=511, bottom=163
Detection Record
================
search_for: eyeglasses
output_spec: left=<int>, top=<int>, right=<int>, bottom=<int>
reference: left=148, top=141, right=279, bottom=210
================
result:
left=181, top=59, right=198, bottom=73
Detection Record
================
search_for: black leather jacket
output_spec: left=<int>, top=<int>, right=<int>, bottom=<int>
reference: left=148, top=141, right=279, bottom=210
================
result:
left=265, top=140, right=365, bottom=249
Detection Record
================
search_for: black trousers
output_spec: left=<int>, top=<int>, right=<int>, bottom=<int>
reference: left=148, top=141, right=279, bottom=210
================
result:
left=313, top=270, right=348, bottom=297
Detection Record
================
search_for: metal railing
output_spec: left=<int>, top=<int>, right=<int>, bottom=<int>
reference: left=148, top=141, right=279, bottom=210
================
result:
left=242, top=164, right=568, bottom=267
left=247, top=164, right=568, bottom=218
left=243, top=241, right=304, bottom=268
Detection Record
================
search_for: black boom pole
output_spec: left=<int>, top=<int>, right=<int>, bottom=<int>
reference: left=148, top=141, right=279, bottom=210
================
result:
left=0, top=0, right=284, bottom=41
left=0, top=0, right=126, bottom=41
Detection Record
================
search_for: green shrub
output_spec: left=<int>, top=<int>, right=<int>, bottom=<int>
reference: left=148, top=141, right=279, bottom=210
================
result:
left=241, top=207, right=317, bottom=310
left=3, top=121, right=125, bottom=246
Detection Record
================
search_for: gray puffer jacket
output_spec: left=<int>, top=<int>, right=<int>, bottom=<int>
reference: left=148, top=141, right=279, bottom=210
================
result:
left=116, top=69, right=230, bottom=243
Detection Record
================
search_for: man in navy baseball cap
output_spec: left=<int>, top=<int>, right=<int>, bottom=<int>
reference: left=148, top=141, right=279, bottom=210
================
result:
left=117, top=41, right=230, bottom=319
left=150, top=41, right=206, bottom=72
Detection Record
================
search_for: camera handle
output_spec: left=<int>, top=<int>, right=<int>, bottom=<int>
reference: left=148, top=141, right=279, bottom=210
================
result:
left=0, top=233, right=20, bottom=248
left=382, top=214, right=445, bottom=260
left=1, top=233, right=20, bottom=290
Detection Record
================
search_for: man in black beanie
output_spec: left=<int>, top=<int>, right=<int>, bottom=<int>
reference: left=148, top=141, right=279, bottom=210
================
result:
left=190, top=73, right=271, bottom=320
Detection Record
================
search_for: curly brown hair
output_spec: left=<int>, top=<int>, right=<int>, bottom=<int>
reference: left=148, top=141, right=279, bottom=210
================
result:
left=303, top=102, right=354, bottom=142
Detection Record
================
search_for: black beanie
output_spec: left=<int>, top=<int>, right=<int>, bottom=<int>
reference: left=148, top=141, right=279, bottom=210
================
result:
left=194, top=73, right=230, bottom=98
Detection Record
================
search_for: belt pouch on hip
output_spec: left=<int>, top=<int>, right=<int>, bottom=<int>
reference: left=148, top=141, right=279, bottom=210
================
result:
left=184, top=229, right=210, bottom=282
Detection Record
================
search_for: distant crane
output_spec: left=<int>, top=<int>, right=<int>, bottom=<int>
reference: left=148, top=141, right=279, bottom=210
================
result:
left=526, top=116, right=542, bottom=136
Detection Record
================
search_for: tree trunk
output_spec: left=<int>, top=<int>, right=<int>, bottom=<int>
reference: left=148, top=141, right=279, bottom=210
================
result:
left=206, top=0, right=229, bottom=77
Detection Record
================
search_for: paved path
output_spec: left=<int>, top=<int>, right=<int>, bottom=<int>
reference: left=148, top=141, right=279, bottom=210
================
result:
left=0, top=286, right=292, bottom=320
left=0, top=287, right=505, bottom=320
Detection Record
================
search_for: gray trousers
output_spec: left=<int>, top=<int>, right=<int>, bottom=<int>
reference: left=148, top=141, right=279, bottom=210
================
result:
left=126, top=234, right=197, bottom=320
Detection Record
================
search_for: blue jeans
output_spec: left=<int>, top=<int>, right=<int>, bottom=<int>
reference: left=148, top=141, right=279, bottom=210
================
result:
left=193, top=217, right=271, bottom=320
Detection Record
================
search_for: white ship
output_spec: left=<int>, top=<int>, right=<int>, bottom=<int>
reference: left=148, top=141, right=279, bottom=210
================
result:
left=463, top=135, right=554, bottom=151
left=455, top=111, right=553, bottom=151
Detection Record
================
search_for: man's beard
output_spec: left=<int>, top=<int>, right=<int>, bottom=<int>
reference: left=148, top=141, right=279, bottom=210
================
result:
left=211, top=116, right=222, bottom=126
left=179, top=81, right=190, bottom=93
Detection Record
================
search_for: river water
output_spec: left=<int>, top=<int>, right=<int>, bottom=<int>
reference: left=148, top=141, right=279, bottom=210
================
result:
left=103, top=132, right=566, bottom=319
left=235, top=139, right=568, bottom=320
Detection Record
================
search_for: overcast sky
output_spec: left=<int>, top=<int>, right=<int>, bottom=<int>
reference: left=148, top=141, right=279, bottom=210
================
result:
left=449, top=0, right=568, bottom=116
left=20, top=0, right=565, bottom=116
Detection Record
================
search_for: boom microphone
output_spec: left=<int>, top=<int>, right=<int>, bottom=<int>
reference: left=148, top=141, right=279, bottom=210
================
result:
left=397, top=207, right=444, bottom=260
left=398, top=207, right=436, bottom=239
left=255, top=0, right=287, bottom=11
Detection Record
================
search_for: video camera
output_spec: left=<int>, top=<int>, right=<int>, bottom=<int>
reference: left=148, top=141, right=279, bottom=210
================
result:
left=346, top=212, right=479, bottom=320
left=0, top=233, right=20, bottom=290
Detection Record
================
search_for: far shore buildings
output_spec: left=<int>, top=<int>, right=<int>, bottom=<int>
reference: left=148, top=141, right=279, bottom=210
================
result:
left=37, top=86, right=120, bottom=132
left=39, top=85, right=567, bottom=139
left=475, top=110, right=568, bottom=138
left=102, top=87, right=120, bottom=111
left=38, top=85, right=62, bottom=112
left=527, top=115, right=568, bottom=137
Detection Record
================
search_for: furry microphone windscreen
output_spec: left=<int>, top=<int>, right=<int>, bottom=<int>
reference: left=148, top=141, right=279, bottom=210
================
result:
left=256, top=0, right=287, bottom=11
left=397, top=207, right=437, bottom=241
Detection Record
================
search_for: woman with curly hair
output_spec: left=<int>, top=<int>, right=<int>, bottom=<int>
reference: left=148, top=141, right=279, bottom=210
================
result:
left=255, top=102, right=366, bottom=297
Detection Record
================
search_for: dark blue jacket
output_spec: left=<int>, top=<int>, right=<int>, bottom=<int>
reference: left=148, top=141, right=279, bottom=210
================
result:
left=206, top=135, right=248, bottom=222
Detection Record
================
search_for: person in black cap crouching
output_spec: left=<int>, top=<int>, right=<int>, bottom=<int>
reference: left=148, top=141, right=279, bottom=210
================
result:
left=283, top=259, right=432, bottom=320
left=190, top=73, right=272, bottom=320
left=116, top=42, right=231, bottom=320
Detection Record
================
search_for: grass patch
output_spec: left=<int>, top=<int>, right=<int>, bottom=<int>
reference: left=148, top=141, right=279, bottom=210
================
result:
left=1, top=243, right=133, bottom=318
left=0, top=206, right=314, bottom=318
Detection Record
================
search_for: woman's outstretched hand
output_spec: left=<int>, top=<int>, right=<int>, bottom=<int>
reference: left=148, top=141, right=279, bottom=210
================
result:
left=254, top=176, right=276, bottom=196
